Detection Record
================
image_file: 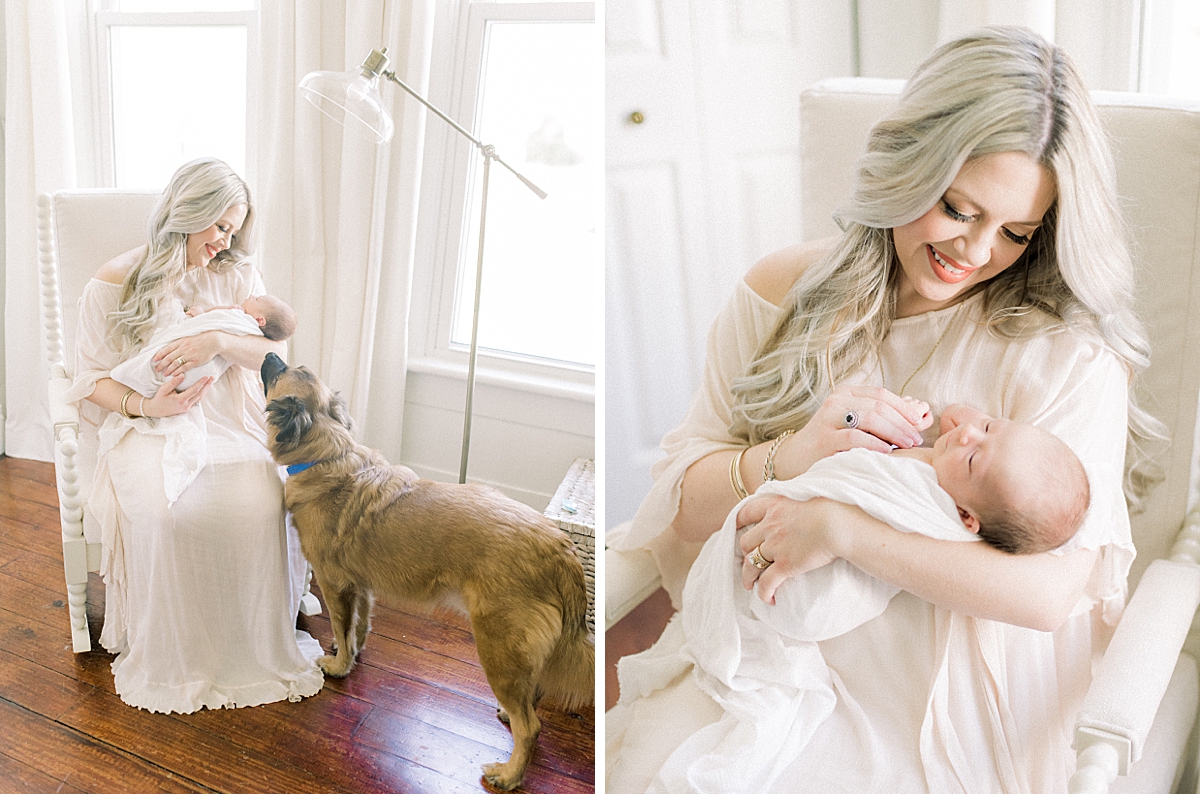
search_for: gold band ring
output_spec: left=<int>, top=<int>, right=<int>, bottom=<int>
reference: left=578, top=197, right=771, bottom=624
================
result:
left=747, top=545, right=772, bottom=570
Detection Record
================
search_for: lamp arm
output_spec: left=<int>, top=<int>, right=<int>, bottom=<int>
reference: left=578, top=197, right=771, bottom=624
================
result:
left=381, top=70, right=547, bottom=200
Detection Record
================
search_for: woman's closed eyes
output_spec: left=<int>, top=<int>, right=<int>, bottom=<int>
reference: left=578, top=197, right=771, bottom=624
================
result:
left=939, top=198, right=1034, bottom=246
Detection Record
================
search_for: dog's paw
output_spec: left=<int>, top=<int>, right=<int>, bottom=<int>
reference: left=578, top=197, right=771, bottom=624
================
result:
left=317, top=654, right=353, bottom=677
left=482, top=761, right=522, bottom=791
left=496, top=706, right=511, bottom=726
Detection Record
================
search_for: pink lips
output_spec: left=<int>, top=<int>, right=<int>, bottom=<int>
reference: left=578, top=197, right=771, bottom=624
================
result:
left=926, top=245, right=976, bottom=284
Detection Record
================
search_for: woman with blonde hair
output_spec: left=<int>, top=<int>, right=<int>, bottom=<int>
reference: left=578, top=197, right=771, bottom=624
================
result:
left=607, top=26, right=1160, bottom=792
left=66, top=157, right=323, bottom=713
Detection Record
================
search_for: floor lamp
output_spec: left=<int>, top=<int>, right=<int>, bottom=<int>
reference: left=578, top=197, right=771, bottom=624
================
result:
left=299, top=48, right=546, bottom=484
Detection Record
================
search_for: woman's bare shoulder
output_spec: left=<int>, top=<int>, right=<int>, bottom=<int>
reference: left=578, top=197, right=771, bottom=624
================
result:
left=95, top=246, right=146, bottom=285
left=743, top=237, right=837, bottom=306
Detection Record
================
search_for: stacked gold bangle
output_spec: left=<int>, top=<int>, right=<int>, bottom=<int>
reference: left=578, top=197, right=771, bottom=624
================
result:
left=120, top=388, right=136, bottom=418
left=763, top=429, right=795, bottom=483
left=119, top=387, right=147, bottom=419
left=729, top=448, right=748, bottom=500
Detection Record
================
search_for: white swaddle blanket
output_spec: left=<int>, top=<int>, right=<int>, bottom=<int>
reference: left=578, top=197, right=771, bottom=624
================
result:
left=105, top=309, right=263, bottom=506
left=671, top=448, right=980, bottom=794
left=111, top=309, right=263, bottom=397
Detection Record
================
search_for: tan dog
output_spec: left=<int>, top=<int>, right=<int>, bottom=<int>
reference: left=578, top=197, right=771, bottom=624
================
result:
left=260, top=353, right=594, bottom=790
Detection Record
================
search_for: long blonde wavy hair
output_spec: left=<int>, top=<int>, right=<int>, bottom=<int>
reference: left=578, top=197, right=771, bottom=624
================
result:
left=109, top=157, right=255, bottom=354
left=730, top=26, right=1164, bottom=508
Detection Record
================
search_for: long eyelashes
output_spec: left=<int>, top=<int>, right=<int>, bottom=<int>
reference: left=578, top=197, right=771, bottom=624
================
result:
left=940, top=199, right=972, bottom=223
left=939, top=199, right=1032, bottom=246
left=1002, top=228, right=1032, bottom=246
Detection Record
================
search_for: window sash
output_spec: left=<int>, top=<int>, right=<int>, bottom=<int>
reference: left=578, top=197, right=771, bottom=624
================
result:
left=93, top=10, right=258, bottom=188
left=413, top=0, right=597, bottom=390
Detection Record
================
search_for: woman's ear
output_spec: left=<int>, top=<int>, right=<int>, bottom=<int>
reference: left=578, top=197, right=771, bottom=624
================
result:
left=957, top=505, right=981, bottom=533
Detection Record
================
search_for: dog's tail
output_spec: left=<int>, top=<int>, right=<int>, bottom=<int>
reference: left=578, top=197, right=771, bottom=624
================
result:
left=539, top=553, right=595, bottom=710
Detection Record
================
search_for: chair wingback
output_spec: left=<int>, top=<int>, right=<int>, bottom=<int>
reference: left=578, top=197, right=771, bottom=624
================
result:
left=37, top=189, right=160, bottom=374
left=799, top=80, right=1200, bottom=589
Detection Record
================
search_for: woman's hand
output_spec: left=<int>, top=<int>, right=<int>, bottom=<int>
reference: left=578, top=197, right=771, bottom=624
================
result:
left=767, top=386, right=932, bottom=482
left=737, top=495, right=846, bottom=604
left=153, top=330, right=222, bottom=380
left=142, top=374, right=212, bottom=418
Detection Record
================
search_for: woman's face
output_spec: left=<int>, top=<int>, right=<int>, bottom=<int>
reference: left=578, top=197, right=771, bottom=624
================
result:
left=186, top=203, right=248, bottom=270
left=891, top=152, right=1057, bottom=318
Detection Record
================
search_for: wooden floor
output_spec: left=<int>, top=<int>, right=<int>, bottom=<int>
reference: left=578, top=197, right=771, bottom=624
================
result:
left=0, top=456, right=594, bottom=794
left=603, top=589, right=674, bottom=712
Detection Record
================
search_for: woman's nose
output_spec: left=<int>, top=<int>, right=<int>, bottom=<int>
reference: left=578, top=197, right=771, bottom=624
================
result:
left=953, top=228, right=992, bottom=268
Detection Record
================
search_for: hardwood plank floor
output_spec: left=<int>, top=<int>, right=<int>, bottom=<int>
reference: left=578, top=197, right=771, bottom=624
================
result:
left=603, top=589, right=674, bottom=712
left=0, top=456, right=595, bottom=793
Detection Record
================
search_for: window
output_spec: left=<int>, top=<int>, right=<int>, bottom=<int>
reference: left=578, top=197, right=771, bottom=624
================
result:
left=1142, top=0, right=1200, bottom=99
left=419, top=1, right=599, bottom=382
left=94, top=1, right=256, bottom=188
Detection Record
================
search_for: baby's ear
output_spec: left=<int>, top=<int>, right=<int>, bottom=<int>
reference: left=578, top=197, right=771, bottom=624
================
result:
left=957, top=505, right=981, bottom=534
left=254, top=314, right=267, bottom=328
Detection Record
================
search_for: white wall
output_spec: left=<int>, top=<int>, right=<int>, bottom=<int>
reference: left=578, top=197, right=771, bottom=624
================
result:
left=401, top=367, right=594, bottom=508
left=0, top=0, right=6, bottom=454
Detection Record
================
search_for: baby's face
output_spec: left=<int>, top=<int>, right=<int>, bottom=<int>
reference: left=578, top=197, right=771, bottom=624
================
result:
left=931, top=404, right=1043, bottom=528
left=241, top=296, right=267, bottom=315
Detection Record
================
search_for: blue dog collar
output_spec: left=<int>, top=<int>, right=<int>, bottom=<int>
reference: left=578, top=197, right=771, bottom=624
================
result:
left=287, top=461, right=317, bottom=476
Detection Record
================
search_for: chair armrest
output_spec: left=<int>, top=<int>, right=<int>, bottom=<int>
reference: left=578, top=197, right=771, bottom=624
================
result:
left=605, top=546, right=662, bottom=631
left=1070, top=557, right=1200, bottom=792
left=48, top=374, right=79, bottom=433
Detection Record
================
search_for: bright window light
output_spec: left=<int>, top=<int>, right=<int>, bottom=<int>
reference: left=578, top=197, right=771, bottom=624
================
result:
left=109, top=25, right=247, bottom=188
left=452, top=19, right=599, bottom=368
left=1166, top=0, right=1200, bottom=98
left=118, top=0, right=253, bottom=10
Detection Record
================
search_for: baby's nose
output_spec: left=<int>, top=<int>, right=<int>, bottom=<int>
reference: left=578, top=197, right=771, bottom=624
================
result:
left=958, top=423, right=984, bottom=443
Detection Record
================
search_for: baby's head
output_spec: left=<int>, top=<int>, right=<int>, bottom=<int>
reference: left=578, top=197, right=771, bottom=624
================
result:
left=932, top=404, right=1090, bottom=555
left=241, top=294, right=297, bottom=341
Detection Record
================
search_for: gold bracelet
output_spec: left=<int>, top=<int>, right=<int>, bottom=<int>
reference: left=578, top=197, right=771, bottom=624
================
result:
left=763, top=429, right=795, bottom=483
left=729, top=447, right=748, bottom=500
left=119, top=388, right=136, bottom=419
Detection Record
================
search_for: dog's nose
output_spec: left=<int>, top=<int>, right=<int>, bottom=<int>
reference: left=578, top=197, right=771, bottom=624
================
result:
left=261, top=352, right=287, bottom=393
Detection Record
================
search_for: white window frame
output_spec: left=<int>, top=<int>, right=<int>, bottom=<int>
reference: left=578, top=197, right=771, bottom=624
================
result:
left=89, top=3, right=259, bottom=188
left=409, top=0, right=597, bottom=400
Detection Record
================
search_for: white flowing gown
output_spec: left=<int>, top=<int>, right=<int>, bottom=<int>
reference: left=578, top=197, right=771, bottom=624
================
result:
left=65, top=263, right=324, bottom=714
left=607, top=281, right=1134, bottom=794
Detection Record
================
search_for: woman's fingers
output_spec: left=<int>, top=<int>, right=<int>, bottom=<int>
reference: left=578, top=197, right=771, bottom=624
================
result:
left=834, top=387, right=930, bottom=448
left=848, top=385, right=931, bottom=429
left=735, top=495, right=840, bottom=601
left=754, top=565, right=787, bottom=605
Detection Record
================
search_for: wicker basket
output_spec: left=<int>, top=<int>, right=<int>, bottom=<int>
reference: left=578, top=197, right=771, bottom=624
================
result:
left=544, top=458, right=596, bottom=636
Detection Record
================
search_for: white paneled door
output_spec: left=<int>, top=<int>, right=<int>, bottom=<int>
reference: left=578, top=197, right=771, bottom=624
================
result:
left=605, top=0, right=854, bottom=528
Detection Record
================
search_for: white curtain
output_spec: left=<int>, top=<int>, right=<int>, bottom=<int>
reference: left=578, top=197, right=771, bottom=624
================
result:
left=4, top=0, right=77, bottom=461
left=257, top=0, right=433, bottom=461
left=935, top=0, right=1055, bottom=41
left=855, top=0, right=1135, bottom=92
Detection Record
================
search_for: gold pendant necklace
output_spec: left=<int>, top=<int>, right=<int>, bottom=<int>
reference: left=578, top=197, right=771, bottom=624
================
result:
left=899, top=303, right=964, bottom=396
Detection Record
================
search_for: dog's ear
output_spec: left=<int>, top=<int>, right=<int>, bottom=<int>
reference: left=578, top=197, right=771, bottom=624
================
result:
left=266, top=395, right=313, bottom=446
left=328, top=392, right=353, bottom=430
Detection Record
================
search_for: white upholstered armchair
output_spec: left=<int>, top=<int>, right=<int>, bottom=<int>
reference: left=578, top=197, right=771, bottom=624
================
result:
left=36, top=189, right=321, bottom=653
left=605, top=81, right=1200, bottom=793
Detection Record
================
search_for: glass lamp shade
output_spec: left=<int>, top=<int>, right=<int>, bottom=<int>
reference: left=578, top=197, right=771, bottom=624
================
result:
left=298, top=69, right=395, bottom=144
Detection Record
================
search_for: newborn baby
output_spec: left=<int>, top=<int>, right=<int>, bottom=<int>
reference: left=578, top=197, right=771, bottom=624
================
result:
left=891, top=402, right=1090, bottom=554
left=112, top=294, right=296, bottom=397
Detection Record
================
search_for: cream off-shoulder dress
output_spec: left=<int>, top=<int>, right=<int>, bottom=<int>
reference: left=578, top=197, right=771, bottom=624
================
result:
left=65, top=262, right=324, bottom=714
left=606, top=279, right=1134, bottom=794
